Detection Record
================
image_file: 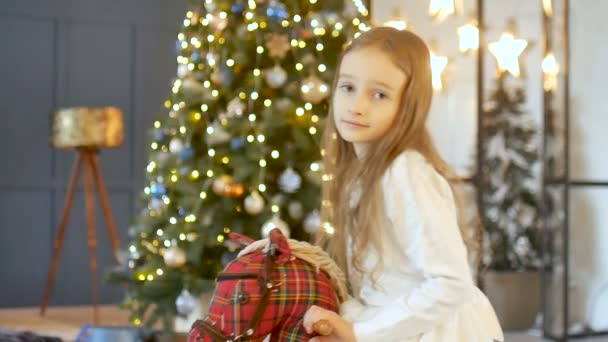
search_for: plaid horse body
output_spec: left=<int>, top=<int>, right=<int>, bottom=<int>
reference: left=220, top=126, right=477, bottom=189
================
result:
left=189, top=229, right=340, bottom=342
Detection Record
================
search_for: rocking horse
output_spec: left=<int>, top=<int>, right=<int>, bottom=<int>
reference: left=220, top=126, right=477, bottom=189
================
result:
left=187, top=228, right=347, bottom=342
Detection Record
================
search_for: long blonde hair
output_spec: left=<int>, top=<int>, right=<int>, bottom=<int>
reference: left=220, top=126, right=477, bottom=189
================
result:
left=316, top=27, right=480, bottom=282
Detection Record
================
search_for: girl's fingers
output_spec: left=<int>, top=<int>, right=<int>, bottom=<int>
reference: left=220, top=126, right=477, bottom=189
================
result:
left=303, top=305, right=318, bottom=333
left=313, top=319, right=333, bottom=336
left=310, top=337, right=331, bottom=342
left=303, top=305, right=326, bottom=334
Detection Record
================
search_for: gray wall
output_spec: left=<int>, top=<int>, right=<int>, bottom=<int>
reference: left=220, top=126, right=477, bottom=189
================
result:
left=0, top=1, right=188, bottom=307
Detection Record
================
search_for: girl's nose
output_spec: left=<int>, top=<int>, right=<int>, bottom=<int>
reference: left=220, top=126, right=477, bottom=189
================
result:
left=349, top=95, right=367, bottom=115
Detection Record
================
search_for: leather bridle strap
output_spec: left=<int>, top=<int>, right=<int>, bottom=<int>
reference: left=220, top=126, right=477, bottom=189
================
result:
left=192, top=319, right=229, bottom=342
left=191, top=250, right=277, bottom=341
left=243, top=252, right=275, bottom=337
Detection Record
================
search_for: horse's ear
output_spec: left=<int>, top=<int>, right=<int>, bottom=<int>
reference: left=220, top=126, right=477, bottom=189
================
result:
left=269, top=228, right=292, bottom=263
left=228, top=232, right=255, bottom=247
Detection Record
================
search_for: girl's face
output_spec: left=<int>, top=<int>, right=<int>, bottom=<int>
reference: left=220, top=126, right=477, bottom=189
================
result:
left=332, top=47, right=407, bottom=152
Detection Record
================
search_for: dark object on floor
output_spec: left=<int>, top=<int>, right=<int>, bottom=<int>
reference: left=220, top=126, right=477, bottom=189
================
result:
left=0, top=329, right=63, bottom=342
left=75, top=324, right=157, bottom=342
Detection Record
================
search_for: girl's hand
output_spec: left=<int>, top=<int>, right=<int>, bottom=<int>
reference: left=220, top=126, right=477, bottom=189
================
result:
left=303, top=305, right=356, bottom=342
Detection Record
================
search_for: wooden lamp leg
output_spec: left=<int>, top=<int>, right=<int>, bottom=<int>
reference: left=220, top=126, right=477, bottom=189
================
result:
left=40, top=152, right=84, bottom=315
left=82, top=151, right=100, bottom=324
left=89, top=152, right=121, bottom=263
left=40, top=149, right=121, bottom=323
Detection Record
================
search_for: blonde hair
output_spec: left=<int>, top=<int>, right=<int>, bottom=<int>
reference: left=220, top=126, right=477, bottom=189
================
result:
left=316, top=27, right=481, bottom=285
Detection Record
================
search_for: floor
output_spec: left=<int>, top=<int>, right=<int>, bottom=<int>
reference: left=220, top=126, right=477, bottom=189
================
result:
left=0, top=306, right=607, bottom=341
left=0, top=305, right=136, bottom=341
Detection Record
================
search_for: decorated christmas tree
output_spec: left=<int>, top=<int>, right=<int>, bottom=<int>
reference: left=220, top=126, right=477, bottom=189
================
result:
left=108, top=0, right=369, bottom=328
left=480, top=72, right=542, bottom=271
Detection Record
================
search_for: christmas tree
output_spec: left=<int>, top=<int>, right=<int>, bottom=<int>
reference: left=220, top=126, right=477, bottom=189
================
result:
left=480, top=73, right=542, bottom=271
left=108, top=0, right=369, bottom=328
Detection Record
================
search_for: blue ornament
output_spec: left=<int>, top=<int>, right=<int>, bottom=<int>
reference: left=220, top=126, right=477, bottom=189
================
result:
left=221, top=251, right=239, bottom=267
left=180, top=166, right=190, bottom=175
left=175, top=41, right=183, bottom=54
left=267, top=1, right=289, bottom=21
left=232, top=3, right=245, bottom=14
left=230, top=137, right=245, bottom=150
left=279, top=167, right=302, bottom=193
left=220, top=66, right=234, bottom=86
left=155, top=131, right=165, bottom=141
left=179, top=146, right=194, bottom=160
left=150, top=184, right=166, bottom=198
left=179, top=208, right=186, bottom=216
left=190, top=52, right=200, bottom=62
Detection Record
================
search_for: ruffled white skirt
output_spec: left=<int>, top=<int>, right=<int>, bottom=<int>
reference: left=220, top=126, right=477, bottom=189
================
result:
left=415, top=288, right=504, bottom=342
left=342, top=287, right=504, bottom=342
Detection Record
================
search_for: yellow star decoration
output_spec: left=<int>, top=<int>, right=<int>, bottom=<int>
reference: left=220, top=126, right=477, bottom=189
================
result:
left=489, top=32, right=528, bottom=77
left=430, top=51, right=448, bottom=91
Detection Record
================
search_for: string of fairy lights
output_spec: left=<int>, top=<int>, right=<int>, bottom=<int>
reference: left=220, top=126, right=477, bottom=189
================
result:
left=124, top=1, right=564, bottom=324
left=129, top=0, right=559, bottom=316
left=127, top=0, right=370, bottom=294
left=136, top=0, right=557, bottom=252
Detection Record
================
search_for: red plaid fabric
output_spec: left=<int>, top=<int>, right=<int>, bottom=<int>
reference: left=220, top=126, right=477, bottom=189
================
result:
left=189, top=229, right=339, bottom=341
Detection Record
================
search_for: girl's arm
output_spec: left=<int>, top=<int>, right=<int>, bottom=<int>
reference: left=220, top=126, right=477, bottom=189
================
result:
left=351, top=152, right=475, bottom=341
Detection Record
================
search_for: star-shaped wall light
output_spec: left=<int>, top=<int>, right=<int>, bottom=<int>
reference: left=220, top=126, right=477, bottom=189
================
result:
left=489, top=31, right=528, bottom=77
left=429, top=0, right=457, bottom=21
left=430, top=50, right=448, bottom=91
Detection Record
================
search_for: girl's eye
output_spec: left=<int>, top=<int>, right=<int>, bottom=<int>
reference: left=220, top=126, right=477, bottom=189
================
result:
left=373, top=91, right=388, bottom=100
left=339, top=84, right=354, bottom=92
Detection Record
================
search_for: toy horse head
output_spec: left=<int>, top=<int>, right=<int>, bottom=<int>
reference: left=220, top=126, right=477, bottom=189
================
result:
left=188, top=228, right=346, bottom=342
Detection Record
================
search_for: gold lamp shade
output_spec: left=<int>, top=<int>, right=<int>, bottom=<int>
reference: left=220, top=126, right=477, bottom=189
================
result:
left=52, top=107, right=124, bottom=149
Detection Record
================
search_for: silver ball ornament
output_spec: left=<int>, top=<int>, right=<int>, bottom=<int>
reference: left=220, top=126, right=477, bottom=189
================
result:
left=244, top=191, right=265, bottom=215
left=150, top=198, right=165, bottom=211
left=177, top=65, right=189, bottom=78
left=175, top=289, right=198, bottom=315
left=279, top=167, right=302, bottom=193
left=169, top=137, right=184, bottom=154
left=264, top=65, right=288, bottom=89
left=288, top=202, right=304, bottom=220
left=304, top=210, right=321, bottom=234
left=164, top=245, right=187, bottom=268
left=261, top=215, right=290, bottom=238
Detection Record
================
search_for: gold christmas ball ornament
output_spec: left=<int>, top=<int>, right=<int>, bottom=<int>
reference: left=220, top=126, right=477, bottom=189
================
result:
left=163, top=245, right=187, bottom=268
left=301, top=75, right=329, bottom=104
left=212, top=175, right=233, bottom=195
left=52, top=107, right=124, bottom=149
left=228, top=183, right=246, bottom=198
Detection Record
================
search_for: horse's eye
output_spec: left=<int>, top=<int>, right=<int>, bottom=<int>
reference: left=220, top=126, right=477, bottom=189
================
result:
left=237, top=292, right=249, bottom=304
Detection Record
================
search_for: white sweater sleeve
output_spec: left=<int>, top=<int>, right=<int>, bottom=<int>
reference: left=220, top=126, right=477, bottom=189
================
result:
left=351, top=152, right=475, bottom=341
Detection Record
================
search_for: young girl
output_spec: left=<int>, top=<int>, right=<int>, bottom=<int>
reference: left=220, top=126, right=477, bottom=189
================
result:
left=302, top=27, right=504, bottom=341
